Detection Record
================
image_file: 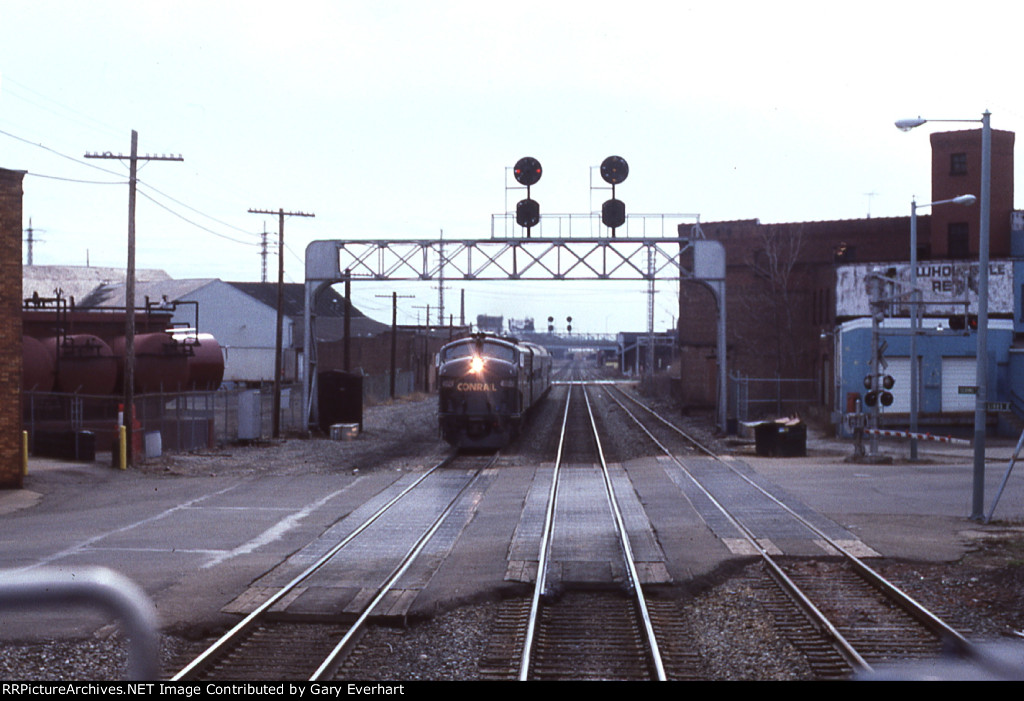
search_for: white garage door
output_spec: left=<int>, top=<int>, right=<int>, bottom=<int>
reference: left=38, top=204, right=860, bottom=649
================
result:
left=941, top=358, right=977, bottom=412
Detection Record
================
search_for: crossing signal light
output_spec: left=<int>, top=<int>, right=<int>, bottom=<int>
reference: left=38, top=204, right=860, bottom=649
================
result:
left=513, top=157, right=542, bottom=234
left=599, top=156, right=628, bottom=234
left=863, top=375, right=894, bottom=407
left=864, top=390, right=894, bottom=407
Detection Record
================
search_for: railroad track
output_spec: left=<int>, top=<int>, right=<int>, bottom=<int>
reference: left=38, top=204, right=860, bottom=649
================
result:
left=484, top=382, right=684, bottom=681
left=598, top=383, right=979, bottom=679
left=171, top=452, right=496, bottom=681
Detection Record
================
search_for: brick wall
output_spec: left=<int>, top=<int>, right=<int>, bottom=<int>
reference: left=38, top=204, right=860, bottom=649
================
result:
left=930, top=129, right=1015, bottom=259
left=0, top=168, right=25, bottom=488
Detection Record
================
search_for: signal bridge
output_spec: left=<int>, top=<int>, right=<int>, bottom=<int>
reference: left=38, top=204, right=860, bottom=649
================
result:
left=302, top=229, right=730, bottom=431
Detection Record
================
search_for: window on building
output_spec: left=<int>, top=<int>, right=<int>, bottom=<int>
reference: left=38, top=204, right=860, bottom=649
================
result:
left=947, top=222, right=970, bottom=258
left=950, top=152, right=968, bottom=176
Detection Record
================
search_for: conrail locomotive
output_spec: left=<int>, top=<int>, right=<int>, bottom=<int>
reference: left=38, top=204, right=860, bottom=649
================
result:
left=437, top=333, right=552, bottom=448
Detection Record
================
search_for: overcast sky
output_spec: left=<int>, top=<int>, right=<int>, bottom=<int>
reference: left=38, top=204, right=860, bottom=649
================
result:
left=2, top=2, right=1022, bottom=334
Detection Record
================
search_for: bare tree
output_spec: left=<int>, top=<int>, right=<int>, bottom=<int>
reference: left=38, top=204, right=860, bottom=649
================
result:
left=745, top=224, right=808, bottom=377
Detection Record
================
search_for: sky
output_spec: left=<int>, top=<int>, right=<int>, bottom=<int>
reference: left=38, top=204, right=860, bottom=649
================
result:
left=2, top=1, right=1023, bottom=335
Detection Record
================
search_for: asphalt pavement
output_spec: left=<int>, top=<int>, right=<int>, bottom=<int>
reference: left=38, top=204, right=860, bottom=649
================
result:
left=1, top=426, right=1022, bottom=643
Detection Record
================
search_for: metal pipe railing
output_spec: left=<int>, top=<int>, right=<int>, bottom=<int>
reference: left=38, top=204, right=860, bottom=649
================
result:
left=0, top=567, right=160, bottom=680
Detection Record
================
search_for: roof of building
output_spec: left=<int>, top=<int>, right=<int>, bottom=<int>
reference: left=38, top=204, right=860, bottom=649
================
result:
left=225, top=282, right=362, bottom=319
left=23, top=265, right=173, bottom=306
left=75, top=278, right=217, bottom=309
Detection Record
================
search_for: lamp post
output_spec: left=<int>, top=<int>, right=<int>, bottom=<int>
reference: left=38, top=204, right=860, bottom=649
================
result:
left=897, top=111, right=991, bottom=520
left=908, top=194, right=976, bottom=460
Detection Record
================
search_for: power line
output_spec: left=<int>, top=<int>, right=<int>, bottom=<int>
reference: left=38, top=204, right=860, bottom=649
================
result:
left=137, top=190, right=260, bottom=246
left=0, top=126, right=125, bottom=178
left=2, top=125, right=260, bottom=248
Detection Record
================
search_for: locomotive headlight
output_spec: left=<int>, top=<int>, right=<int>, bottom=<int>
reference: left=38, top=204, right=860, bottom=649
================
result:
left=469, top=356, right=485, bottom=374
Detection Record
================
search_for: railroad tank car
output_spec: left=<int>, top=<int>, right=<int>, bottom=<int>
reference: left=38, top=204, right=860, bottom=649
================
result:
left=112, top=333, right=191, bottom=393
left=22, top=335, right=55, bottom=392
left=180, top=332, right=225, bottom=391
left=41, top=335, right=118, bottom=395
left=111, top=332, right=226, bottom=393
left=436, top=333, right=552, bottom=449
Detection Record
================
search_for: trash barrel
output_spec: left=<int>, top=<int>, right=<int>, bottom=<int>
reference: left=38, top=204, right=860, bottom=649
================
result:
left=754, top=419, right=807, bottom=457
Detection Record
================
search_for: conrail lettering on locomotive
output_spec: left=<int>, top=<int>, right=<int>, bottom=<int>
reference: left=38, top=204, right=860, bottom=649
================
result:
left=456, top=382, right=497, bottom=392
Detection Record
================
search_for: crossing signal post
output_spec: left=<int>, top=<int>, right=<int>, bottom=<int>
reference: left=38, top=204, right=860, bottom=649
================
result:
left=513, top=157, right=542, bottom=235
left=600, top=156, right=628, bottom=234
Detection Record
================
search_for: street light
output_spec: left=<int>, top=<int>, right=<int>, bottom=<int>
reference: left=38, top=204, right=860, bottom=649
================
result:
left=908, top=194, right=976, bottom=461
left=897, top=111, right=991, bottom=520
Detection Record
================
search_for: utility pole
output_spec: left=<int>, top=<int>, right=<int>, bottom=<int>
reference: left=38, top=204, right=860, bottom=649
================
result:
left=437, top=229, right=446, bottom=327
left=24, top=218, right=44, bottom=266
left=248, top=208, right=315, bottom=439
left=376, top=292, right=414, bottom=399
left=86, top=131, right=182, bottom=467
left=260, top=224, right=269, bottom=283
left=343, top=270, right=351, bottom=372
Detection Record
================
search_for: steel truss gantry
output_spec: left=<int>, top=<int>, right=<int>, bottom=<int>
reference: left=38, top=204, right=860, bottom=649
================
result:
left=303, top=234, right=728, bottom=431
left=310, top=236, right=695, bottom=282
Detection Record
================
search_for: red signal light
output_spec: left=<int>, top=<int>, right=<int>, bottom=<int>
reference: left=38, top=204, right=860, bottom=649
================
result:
left=513, top=157, right=542, bottom=186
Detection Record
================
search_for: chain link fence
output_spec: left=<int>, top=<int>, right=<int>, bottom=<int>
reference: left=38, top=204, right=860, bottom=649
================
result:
left=23, top=370, right=419, bottom=459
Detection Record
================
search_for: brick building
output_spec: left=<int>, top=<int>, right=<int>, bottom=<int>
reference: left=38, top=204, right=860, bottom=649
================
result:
left=1, top=168, right=25, bottom=488
left=677, top=128, right=1016, bottom=419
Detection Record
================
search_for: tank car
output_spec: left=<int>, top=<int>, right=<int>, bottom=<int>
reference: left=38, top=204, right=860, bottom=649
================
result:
left=437, top=333, right=552, bottom=449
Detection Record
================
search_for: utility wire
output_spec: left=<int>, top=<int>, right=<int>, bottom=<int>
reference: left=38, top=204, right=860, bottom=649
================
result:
left=2, top=125, right=263, bottom=247
left=137, top=190, right=261, bottom=246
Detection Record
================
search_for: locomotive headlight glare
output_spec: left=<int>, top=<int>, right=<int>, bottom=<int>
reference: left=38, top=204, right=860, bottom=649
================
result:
left=469, top=356, right=485, bottom=374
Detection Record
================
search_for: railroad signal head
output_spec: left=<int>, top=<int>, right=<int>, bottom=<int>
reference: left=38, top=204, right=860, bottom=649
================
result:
left=516, top=197, right=540, bottom=229
left=600, top=155, right=629, bottom=185
left=513, top=157, right=543, bottom=186
left=602, top=198, right=626, bottom=230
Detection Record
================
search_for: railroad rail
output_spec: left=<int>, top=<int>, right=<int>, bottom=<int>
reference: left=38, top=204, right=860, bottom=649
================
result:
left=172, top=452, right=496, bottom=681
left=600, top=383, right=978, bottom=678
left=516, top=381, right=666, bottom=681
